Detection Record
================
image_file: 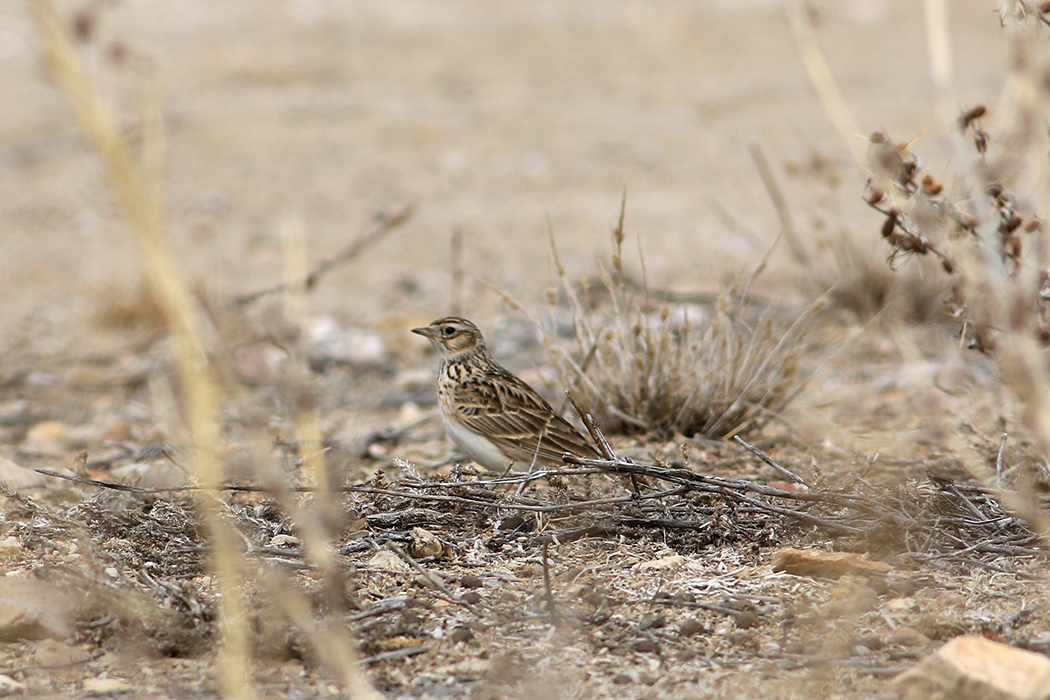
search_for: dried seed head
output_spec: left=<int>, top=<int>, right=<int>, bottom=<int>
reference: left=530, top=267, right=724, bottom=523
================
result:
left=974, top=130, right=988, bottom=155
left=865, top=186, right=885, bottom=205
left=1025, top=219, right=1043, bottom=233
left=880, top=209, right=899, bottom=239
left=921, top=175, right=943, bottom=196
left=1041, top=1, right=1050, bottom=13
left=899, top=160, right=917, bottom=183
left=869, top=131, right=887, bottom=144
left=1002, top=215, right=1023, bottom=233
left=958, top=105, right=986, bottom=130
left=72, top=10, right=95, bottom=42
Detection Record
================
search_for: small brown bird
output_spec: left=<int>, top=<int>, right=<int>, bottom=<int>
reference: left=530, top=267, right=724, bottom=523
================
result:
left=412, top=316, right=600, bottom=471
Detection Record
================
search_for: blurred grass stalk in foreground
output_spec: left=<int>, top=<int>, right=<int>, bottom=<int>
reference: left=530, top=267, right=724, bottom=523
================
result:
left=795, top=0, right=1050, bottom=536
left=27, top=2, right=380, bottom=697
left=28, top=1, right=253, bottom=696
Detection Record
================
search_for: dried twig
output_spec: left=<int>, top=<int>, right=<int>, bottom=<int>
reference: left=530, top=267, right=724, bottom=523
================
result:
left=732, top=435, right=809, bottom=486
left=381, top=541, right=486, bottom=617
left=541, top=539, right=559, bottom=625
left=750, top=143, right=810, bottom=268
left=996, top=432, right=1008, bottom=486
left=234, top=204, right=412, bottom=306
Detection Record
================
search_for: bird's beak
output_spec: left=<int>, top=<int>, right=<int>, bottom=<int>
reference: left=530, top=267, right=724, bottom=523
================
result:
left=411, top=326, right=435, bottom=338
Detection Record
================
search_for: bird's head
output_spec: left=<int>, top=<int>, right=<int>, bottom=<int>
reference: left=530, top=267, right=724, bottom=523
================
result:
left=412, top=316, right=485, bottom=359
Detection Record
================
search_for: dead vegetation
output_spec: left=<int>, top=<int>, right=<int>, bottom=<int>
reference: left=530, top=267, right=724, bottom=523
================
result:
left=7, top=433, right=1047, bottom=697
left=542, top=200, right=806, bottom=440
left=5, top=1, right=1050, bottom=699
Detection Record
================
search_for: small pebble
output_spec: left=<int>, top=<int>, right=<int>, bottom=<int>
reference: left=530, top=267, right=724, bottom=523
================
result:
left=449, top=626, right=473, bottom=643
left=855, top=633, right=885, bottom=650
left=82, top=676, right=132, bottom=696
left=889, top=626, right=931, bottom=648
left=0, top=674, right=24, bottom=697
left=678, top=619, right=705, bottom=638
left=734, top=611, right=759, bottom=629
left=632, top=639, right=660, bottom=654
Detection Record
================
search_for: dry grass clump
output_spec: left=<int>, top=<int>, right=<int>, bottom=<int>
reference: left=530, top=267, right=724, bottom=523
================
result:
left=750, top=144, right=951, bottom=325
left=29, top=3, right=381, bottom=698
left=821, top=235, right=949, bottom=324
left=544, top=203, right=805, bottom=439
left=846, top=4, right=1050, bottom=537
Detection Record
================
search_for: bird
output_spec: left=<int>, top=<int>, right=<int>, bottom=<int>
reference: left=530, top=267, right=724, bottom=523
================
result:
left=412, top=316, right=601, bottom=471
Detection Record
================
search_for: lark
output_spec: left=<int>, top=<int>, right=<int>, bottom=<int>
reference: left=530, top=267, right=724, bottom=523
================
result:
left=412, top=316, right=600, bottom=471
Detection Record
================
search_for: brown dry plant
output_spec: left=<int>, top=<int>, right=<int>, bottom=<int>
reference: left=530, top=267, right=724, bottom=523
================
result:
left=542, top=199, right=806, bottom=439
left=805, top=1, right=1050, bottom=536
left=28, top=3, right=381, bottom=699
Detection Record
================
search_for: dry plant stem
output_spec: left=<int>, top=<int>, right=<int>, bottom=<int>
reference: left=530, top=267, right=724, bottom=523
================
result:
left=264, top=225, right=377, bottom=696
left=541, top=539, right=559, bottom=625
left=787, top=0, right=865, bottom=166
left=566, top=393, right=616, bottom=461
left=257, top=570, right=382, bottom=699
left=923, top=4, right=1050, bottom=539
left=562, top=456, right=864, bottom=535
left=357, top=646, right=429, bottom=666
left=279, top=215, right=342, bottom=541
left=732, top=436, right=808, bottom=486
left=233, top=204, right=413, bottom=306
left=28, top=3, right=252, bottom=698
left=749, top=143, right=811, bottom=268
left=450, top=228, right=464, bottom=315
left=996, top=432, right=1008, bottom=485
left=566, top=391, right=642, bottom=495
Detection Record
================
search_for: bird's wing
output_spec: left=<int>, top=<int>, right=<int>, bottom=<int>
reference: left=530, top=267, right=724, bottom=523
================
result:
left=452, top=367, right=599, bottom=465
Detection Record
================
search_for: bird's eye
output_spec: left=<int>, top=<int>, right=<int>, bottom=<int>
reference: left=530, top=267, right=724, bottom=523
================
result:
left=442, top=326, right=455, bottom=337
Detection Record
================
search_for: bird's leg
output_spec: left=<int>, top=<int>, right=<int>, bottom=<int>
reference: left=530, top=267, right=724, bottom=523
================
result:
left=515, top=422, right=549, bottom=496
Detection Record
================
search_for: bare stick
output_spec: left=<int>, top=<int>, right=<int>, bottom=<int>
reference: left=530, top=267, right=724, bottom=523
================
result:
left=732, top=435, right=809, bottom=486
left=996, top=432, right=1008, bottom=486
left=450, top=228, right=464, bottom=315
left=566, top=391, right=615, bottom=459
left=234, top=204, right=412, bottom=306
left=566, top=391, right=642, bottom=495
left=541, top=539, right=559, bottom=625
left=749, top=143, right=810, bottom=268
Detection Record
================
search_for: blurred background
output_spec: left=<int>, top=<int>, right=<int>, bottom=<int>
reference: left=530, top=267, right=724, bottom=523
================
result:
left=1, top=0, right=1006, bottom=349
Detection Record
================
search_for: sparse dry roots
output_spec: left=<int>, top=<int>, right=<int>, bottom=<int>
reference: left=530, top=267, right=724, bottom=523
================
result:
left=15, top=438, right=1045, bottom=661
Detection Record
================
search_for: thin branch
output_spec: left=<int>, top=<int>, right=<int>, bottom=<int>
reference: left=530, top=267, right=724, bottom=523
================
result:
left=750, top=143, right=811, bottom=267
left=541, top=540, right=559, bottom=625
left=732, top=435, right=809, bottom=486
left=234, top=204, right=412, bottom=306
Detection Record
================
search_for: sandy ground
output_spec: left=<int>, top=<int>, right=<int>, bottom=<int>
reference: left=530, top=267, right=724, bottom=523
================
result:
left=2, top=0, right=1007, bottom=335
left=0, top=1, right=1046, bottom=699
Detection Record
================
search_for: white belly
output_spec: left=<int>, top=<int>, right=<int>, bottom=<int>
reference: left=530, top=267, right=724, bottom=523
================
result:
left=443, top=415, right=512, bottom=470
